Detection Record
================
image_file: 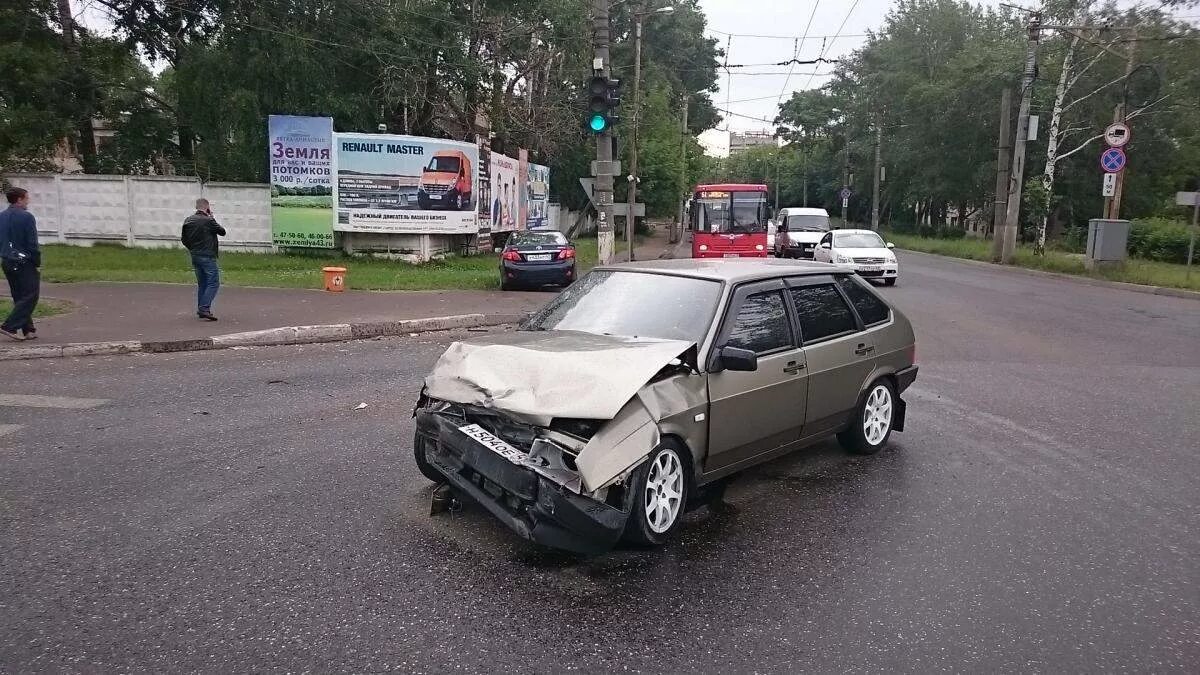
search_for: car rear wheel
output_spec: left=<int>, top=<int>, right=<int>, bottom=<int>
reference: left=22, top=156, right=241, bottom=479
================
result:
left=413, top=435, right=445, bottom=482
left=837, top=379, right=896, bottom=455
left=623, top=441, right=691, bottom=546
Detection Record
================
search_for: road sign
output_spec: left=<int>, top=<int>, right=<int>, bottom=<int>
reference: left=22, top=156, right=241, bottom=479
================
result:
left=1102, top=173, right=1117, bottom=197
left=610, top=203, right=645, bottom=217
left=1100, top=147, right=1126, bottom=173
left=838, top=187, right=852, bottom=200
left=841, top=197, right=849, bottom=210
left=1104, top=122, right=1131, bottom=148
left=1175, top=191, right=1199, bottom=207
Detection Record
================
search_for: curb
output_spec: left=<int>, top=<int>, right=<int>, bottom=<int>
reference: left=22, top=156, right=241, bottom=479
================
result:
left=0, top=313, right=525, bottom=362
left=898, top=249, right=1200, bottom=302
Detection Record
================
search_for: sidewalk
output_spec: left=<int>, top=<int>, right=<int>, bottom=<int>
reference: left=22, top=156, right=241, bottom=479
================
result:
left=30, top=284, right=549, bottom=345
left=22, top=226, right=681, bottom=347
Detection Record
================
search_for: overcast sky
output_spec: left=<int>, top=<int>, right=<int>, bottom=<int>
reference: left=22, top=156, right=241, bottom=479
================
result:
left=694, top=0, right=1196, bottom=155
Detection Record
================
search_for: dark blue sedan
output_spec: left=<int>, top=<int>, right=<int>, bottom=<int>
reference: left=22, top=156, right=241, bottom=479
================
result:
left=499, top=231, right=577, bottom=290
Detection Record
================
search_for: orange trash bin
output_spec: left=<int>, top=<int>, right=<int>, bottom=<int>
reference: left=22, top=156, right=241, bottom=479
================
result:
left=322, top=266, right=347, bottom=292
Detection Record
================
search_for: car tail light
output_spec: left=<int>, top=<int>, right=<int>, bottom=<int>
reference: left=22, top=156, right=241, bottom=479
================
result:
left=558, top=248, right=576, bottom=260
left=501, top=250, right=521, bottom=262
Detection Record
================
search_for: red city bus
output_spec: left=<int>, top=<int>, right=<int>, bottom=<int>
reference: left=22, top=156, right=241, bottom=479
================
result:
left=689, top=183, right=770, bottom=258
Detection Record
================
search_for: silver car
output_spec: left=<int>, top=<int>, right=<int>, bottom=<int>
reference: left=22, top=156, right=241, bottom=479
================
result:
left=413, top=259, right=918, bottom=553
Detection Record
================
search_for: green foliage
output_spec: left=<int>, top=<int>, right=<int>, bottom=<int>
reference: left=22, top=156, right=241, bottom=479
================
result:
left=1128, top=218, right=1194, bottom=264
left=0, top=0, right=73, bottom=171
left=4, top=0, right=722, bottom=205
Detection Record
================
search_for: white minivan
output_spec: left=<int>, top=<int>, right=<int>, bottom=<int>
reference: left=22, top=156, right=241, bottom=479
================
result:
left=774, top=207, right=831, bottom=259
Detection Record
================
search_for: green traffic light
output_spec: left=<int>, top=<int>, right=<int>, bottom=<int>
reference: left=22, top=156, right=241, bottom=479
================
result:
left=588, top=114, right=608, bottom=132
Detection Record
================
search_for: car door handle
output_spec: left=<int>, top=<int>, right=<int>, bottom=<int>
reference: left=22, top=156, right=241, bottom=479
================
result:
left=854, top=344, right=875, bottom=356
left=783, top=361, right=806, bottom=374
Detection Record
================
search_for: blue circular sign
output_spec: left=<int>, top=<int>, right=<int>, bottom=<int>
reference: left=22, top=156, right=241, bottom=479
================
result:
left=1100, top=147, right=1126, bottom=173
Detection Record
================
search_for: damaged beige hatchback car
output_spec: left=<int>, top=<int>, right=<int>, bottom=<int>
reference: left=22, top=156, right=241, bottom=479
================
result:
left=414, top=259, right=917, bottom=554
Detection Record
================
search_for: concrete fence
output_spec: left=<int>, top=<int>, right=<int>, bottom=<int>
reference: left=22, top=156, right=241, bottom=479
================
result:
left=3, top=174, right=272, bottom=252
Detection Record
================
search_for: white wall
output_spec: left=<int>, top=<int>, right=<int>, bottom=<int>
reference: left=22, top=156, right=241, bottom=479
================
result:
left=2, top=174, right=273, bottom=251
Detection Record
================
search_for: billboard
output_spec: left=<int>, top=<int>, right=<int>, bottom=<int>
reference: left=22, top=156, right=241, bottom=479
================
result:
left=526, top=163, right=551, bottom=229
left=333, top=133, right=478, bottom=234
left=488, top=153, right=520, bottom=233
left=268, top=115, right=334, bottom=248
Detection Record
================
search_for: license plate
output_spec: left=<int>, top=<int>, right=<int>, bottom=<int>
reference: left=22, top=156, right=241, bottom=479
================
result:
left=860, top=265, right=881, bottom=272
left=723, top=253, right=740, bottom=258
left=459, top=424, right=527, bottom=464
left=428, top=194, right=441, bottom=200
left=526, top=254, right=552, bottom=261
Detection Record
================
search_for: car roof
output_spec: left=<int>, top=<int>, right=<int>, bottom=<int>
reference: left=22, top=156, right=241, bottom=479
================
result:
left=779, top=207, right=829, bottom=216
left=833, top=229, right=881, bottom=235
left=595, top=258, right=845, bottom=283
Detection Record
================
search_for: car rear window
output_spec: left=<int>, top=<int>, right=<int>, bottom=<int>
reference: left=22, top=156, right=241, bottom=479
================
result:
left=789, top=285, right=858, bottom=343
left=511, top=231, right=567, bottom=246
left=837, top=276, right=891, bottom=326
left=726, top=291, right=793, bottom=354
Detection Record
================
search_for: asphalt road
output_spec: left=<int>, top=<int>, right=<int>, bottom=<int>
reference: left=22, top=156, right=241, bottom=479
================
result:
left=2, top=253, right=1198, bottom=672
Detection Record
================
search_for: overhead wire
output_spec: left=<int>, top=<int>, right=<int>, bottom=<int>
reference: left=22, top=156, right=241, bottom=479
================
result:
left=802, top=0, right=862, bottom=91
left=777, top=0, right=821, bottom=116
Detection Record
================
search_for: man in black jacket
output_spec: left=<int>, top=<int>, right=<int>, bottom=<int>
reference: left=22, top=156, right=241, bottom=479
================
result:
left=0, top=187, right=41, bottom=341
left=181, top=198, right=226, bottom=321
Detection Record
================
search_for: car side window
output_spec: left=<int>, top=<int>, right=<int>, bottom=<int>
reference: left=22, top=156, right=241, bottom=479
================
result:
left=790, top=284, right=858, bottom=343
left=820, top=233, right=832, bottom=246
left=725, top=291, right=793, bottom=354
left=837, top=276, right=891, bottom=326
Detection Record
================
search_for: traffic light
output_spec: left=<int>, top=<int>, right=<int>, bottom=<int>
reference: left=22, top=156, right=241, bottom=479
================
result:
left=584, top=75, right=620, bottom=134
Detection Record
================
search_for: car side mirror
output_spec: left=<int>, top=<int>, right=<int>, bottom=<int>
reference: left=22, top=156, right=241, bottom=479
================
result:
left=819, top=242, right=831, bottom=249
left=493, top=247, right=502, bottom=253
left=886, top=242, right=895, bottom=249
left=718, top=346, right=758, bottom=372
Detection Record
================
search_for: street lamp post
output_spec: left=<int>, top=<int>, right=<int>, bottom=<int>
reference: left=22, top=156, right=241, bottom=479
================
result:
left=626, top=3, right=674, bottom=261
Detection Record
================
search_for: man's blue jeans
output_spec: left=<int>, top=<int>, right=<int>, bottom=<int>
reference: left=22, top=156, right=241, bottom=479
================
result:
left=191, top=254, right=220, bottom=313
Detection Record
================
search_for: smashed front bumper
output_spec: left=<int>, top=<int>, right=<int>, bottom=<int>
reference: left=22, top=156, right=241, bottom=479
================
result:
left=415, top=406, right=635, bottom=555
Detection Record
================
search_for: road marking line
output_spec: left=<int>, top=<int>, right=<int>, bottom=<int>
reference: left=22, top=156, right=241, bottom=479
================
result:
left=0, top=394, right=110, bottom=409
left=0, top=424, right=22, bottom=437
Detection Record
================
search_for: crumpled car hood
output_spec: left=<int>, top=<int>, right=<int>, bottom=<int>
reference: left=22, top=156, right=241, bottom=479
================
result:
left=423, top=330, right=694, bottom=427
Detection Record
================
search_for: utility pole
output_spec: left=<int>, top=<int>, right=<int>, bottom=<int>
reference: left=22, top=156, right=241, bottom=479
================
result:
left=802, top=146, right=808, bottom=207
left=991, top=87, right=1013, bottom=262
left=1001, top=10, right=1041, bottom=265
left=1106, top=29, right=1137, bottom=220
left=871, top=115, right=882, bottom=231
left=774, top=151, right=782, bottom=213
left=674, top=93, right=689, bottom=244
left=842, top=138, right=851, bottom=224
left=592, top=0, right=615, bottom=264
left=626, top=5, right=645, bottom=261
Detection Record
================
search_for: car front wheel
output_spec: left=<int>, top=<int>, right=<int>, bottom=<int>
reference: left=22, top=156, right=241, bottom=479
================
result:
left=838, top=379, right=896, bottom=455
left=623, top=441, right=691, bottom=546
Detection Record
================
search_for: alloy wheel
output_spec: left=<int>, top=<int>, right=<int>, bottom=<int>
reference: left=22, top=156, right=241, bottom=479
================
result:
left=862, top=384, right=893, bottom=446
left=645, top=449, right=684, bottom=533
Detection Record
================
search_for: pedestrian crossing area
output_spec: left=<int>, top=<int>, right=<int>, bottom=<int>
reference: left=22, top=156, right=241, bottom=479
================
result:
left=0, top=394, right=111, bottom=439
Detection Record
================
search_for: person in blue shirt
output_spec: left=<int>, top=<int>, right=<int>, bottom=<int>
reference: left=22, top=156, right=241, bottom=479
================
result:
left=0, top=187, right=41, bottom=341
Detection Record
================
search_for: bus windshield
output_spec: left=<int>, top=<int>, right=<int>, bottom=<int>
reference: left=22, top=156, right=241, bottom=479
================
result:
left=693, top=191, right=766, bottom=234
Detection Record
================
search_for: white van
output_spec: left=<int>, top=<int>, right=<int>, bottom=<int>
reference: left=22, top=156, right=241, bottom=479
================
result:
left=774, top=207, right=831, bottom=259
